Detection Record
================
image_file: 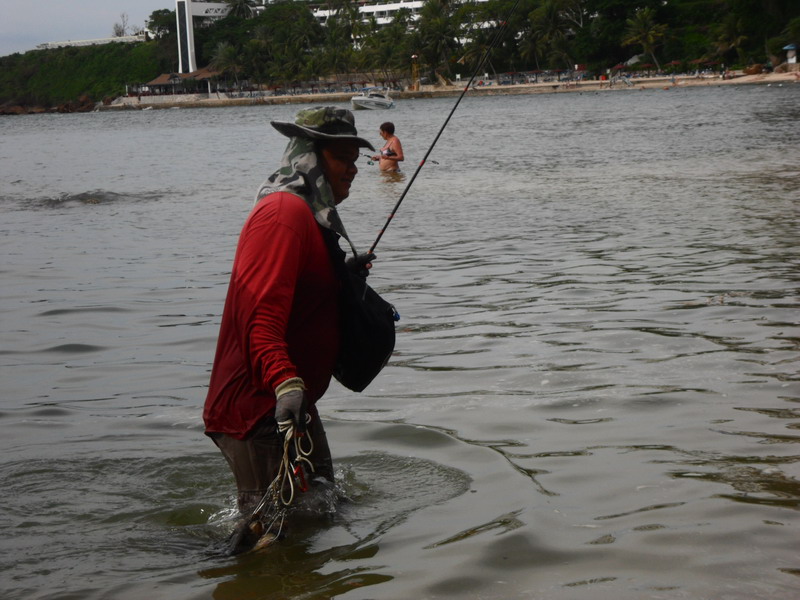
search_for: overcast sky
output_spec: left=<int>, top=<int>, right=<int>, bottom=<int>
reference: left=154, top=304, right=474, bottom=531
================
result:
left=1, top=1, right=172, bottom=57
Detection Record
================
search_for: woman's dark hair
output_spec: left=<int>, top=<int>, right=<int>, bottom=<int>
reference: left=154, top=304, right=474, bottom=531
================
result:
left=380, top=122, right=395, bottom=135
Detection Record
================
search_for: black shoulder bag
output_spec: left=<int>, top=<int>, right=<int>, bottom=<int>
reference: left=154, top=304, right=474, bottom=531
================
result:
left=322, top=229, right=398, bottom=392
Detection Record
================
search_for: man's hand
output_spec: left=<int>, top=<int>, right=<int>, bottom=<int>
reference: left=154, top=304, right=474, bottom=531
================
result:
left=275, top=378, right=308, bottom=434
left=346, top=252, right=375, bottom=279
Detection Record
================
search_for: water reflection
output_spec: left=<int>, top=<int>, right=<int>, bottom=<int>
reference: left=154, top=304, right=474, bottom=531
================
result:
left=379, top=170, right=406, bottom=185
left=200, top=539, right=391, bottom=600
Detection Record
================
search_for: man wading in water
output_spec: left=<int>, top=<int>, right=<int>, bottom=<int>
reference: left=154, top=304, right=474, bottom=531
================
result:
left=203, top=107, right=376, bottom=553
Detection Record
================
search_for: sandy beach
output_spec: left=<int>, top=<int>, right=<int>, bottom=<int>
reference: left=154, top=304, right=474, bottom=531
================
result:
left=104, top=70, right=799, bottom=111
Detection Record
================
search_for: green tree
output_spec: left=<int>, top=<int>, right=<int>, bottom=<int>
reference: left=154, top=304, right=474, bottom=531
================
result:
left=245, top=2, right=323, bottom=86
left=196, top=13, right=251, bottom=69
left=782, top=16, right=800, bottom=45
left=464, top=0, right=531, bottom=76
left=318, top=0, right=366, bottom=80
left=530, top=0, right=574, bottom=70
left=318, top=17, right=357, bottom=79
left=210, top=41, right=242, bottom=86
left=224, top=0, right=256, bottom=19
left=147, top=9, right=177, bottom=40
left=359, top=8, right=414, bottom=81
left=712, top=14, right=748, bottom=65
left=622, top=7, right=667, bottom=70
left=416, top=0, right=463, bottom=80
left=519, top=26, right=546, bottom=71
left=0, top=42, right=171, bottom=106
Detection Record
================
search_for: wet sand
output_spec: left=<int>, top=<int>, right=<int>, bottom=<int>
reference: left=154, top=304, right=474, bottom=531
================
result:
left=105, top=71, right=800, bottom=110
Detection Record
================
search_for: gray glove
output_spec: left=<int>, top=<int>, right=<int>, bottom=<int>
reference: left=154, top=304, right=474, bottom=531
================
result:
left=346, top=252, right=375, bottom=279
left=275, top=389, right=307, bottom=434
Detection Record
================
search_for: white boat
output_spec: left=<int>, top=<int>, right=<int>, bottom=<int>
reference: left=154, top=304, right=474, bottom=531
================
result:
left=350, top=88, right=395, bottom=110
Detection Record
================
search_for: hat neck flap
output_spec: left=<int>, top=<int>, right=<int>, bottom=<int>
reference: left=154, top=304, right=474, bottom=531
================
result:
left=255, top=137, right=358, bottom=255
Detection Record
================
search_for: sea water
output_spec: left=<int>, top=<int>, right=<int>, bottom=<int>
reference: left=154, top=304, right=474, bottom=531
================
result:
left=1, top=83, right=799, bottom=599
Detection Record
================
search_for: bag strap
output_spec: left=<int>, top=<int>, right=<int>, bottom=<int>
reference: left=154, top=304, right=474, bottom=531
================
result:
left=319, top=227, right=350, bottom=282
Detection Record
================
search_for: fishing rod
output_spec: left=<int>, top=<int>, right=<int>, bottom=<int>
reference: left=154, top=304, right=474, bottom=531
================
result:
left=368, top=0, right=522, bottom=255
left=362, top=152, right=438, bottom=166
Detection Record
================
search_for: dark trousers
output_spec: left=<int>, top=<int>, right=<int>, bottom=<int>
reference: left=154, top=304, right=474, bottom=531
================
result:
left=210, top=412, right=334, bottom=513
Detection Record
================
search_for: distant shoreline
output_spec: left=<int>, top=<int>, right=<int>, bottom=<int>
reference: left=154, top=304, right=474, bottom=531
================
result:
left=101, top=71, right=799, bottom=112
left=2, top=71, right=796, bottom=116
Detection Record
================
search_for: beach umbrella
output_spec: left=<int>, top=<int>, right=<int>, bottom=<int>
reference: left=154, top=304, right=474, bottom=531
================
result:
left=612, top=63, right=625, bottom=70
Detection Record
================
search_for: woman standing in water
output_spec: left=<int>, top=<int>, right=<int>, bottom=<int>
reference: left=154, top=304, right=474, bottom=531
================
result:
left=373, top=122, right=404, bottom=172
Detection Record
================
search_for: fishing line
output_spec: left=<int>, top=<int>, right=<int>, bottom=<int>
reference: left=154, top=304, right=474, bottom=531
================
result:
left=224, top=420, right=313, bottom=555
left=368, top=0, right=522, bottom=254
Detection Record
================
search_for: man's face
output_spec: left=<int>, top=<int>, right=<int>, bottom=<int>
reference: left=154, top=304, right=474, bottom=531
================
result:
left=320, top=140, right=360, bottom=204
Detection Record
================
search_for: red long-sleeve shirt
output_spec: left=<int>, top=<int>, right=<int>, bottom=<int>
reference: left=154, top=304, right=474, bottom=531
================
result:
left=203, top=192, right=340, bottom=439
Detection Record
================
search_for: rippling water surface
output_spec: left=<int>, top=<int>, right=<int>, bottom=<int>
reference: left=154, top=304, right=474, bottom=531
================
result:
left=1, top=84, right=799, bottom=600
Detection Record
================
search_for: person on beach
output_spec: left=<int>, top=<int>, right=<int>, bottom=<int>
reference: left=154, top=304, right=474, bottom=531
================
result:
left=372, top=122, right=404, bottom=172
left=203, top=106, right=375, bottom=551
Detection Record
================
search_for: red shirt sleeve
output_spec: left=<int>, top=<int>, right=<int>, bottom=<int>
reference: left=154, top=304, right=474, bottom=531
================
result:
left=233, top=199, right=303, bottom=391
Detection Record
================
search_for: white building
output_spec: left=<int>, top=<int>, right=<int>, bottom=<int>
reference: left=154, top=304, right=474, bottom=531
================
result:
left=176, top=1, right=227, bottom=73
left=37, top=34, right=147, bottom=51
left=311, top=0, right=425, bottom=27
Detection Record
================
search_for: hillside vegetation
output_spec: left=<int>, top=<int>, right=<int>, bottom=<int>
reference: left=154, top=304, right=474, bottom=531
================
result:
left=0, top=42, right=174, bottom=108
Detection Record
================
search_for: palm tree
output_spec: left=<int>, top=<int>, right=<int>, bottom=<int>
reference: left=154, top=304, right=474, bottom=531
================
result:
left=519, top=25, right=545, bottom=71
left=317, top=0, right=360, bottom=79
left=416, top=0, right=463, bottom=80
left=785, top=17, right=800, bottom=45
left=529, top=0, right=573, bottom=70
left=359, top=9, right=413, bottom=82
left=463, top=0, right=523, bottom=77
left=210, top=41, right=242, bottom=87
left=320, top=18, right=357, bottom=79
left=243, top=25, right=278, bottom=86
left=622, top=7, right=667, bottom=72
left=224, top=0, right=255, bottom=19
left=713, top=14, right=748, bottom=65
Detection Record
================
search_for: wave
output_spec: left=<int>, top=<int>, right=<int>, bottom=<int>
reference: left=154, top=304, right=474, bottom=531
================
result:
left=9, top=189, right=165, bottom=210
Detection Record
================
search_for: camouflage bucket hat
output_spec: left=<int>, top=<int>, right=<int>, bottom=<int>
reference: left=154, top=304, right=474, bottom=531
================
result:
left=271, top=106, right=375, bottom=151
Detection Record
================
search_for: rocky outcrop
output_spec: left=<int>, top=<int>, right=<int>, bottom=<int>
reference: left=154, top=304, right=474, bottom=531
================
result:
left=54, top=95, right=96, bottom=113
left=0, top=103, right=28, bottom=115
left=0, top=94, right=97, bottom=115
left=743, top=64, right=764, bottom=75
